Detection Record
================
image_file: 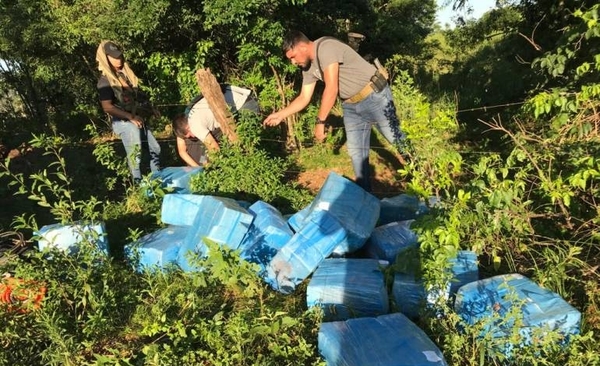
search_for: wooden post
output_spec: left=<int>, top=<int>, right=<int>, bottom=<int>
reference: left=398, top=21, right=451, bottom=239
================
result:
left=195, top=68, right=238, bottom=142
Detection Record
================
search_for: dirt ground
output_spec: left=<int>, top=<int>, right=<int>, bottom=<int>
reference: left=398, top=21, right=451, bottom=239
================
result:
left=296, top=153, right=406, bottom=198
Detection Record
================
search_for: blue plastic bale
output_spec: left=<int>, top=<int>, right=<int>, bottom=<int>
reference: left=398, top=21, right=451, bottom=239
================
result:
left=448, top=250, right=479, bottom=295
left=151, top=166, right=203, bottom=194
left=392, top=274, right=450, bottom=320
left=364, top=220, right=418, bottom=263
left=305, top=172, right=380, bottom=256
left=306, top=258, right=389, bottom=321
left=318, top=313, right=448, bottom=366
left=390, top=251, right=476, bottom=319
left=236, top=200, right=252, bottom=210
left=160, top=194, right=207, bottom=226
left=177, top=196, right=253, bottom=272
left=125, top=226, right=189, bottom=271
left=379, top=194, right=438, bottom=226
left=391, top=274, right=428, bottom=319
left=37, top=221, right=109, bottom=255
left=265, top=209, right=347, bottom=294
left=239, top=201, right=294, bottom=274
left=287, top=205, right=310, bottom=232
left=454, top=273, right=581, bottom=355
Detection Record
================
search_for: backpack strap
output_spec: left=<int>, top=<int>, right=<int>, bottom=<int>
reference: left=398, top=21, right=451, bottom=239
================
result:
left=315, top=37, right=338, bottom=79
left=184, top=84, right=230, bottom=116
left=184, top=94, right=204, bottom=116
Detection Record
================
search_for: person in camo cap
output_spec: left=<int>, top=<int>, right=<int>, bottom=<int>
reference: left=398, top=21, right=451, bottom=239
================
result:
left=96, top=40, right=161, bottom=183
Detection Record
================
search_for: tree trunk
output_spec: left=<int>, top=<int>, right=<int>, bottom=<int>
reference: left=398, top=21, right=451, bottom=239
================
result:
left=195, top=68, right=238, bottom=142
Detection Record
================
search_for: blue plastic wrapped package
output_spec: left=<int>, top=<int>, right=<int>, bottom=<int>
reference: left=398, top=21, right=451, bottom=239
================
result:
left=455, top=273, right=581, bottom=355
left=160, top=194, right=207, bottom=226
left=287, top=205, right=310, bottom=233
left=364, top=220, right=418, bottom=263
left=392, top=274, right=450, bottom=319
left=151, top=166, right=203, bottom=194
left=177, top=196, right=253, bottom=272
left=239, top=201, right=294, bottom=274
left=379, top=194, right=438, bottom=226
left=125, top=226, right=189, bottom=271
left=448, top=250, right=478, bottom=295
left=37, top=221, right=109, bottom=255
left=236, top=200, right=252, bottom=210
left=318, top=313, right=448, bottom=366
left=305, top=172, right=380, bottom=256
left=306, top=258, right=389, bottom=321
left=265, top=209, right=347, bottom=294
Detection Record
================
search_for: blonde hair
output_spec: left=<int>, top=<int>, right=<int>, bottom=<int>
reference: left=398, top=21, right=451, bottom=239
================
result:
left=96, top=40, right=140, bottom=113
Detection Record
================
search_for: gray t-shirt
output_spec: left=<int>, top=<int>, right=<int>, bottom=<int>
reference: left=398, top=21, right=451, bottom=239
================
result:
left=302, top=37, right=377, bottom=100
left=188, top=85, right=252, bottom=141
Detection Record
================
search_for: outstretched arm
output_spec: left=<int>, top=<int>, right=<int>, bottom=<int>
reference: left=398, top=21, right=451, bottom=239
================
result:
left=203, top=132, right=220, bottom=152
left=314, top=62, right=339, bottom=142
left=262, top=82, right=317, bottom=126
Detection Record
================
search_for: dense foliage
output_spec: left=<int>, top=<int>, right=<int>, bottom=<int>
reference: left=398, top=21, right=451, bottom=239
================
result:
left=0, top=0, right=599, bottom=365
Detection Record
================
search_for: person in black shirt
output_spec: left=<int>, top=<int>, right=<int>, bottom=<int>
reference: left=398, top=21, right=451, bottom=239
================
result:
left=96, top=40, right=161, bottom=183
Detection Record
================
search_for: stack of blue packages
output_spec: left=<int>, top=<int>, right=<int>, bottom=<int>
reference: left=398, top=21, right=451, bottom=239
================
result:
left=265, top=209, right=347, bottom=294
left=151, top=166, right=203, bottom=194
left=37, top=221, right=109, bottom=255
left=318, top=313, right=448, bottom=366
left=364, top=220, right=419, bottom=263
left=302, top=172, right=380, bottom=256
left=379, top=194, right=438, bottom=226
left=177, top=196, right=254, bottom=272
left=239, top=201, right=294, bottom=274
left=161, top=194, right=207, bottom=226
left=124, top=225, right=189, bottom=271
left=454, top=273, right=581, bottom=354
left=448, top=250, right=478, bottom=295
left=306, top=258, right=389, bottom=321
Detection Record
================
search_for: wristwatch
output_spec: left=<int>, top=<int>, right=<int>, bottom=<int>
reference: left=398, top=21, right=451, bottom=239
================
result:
left=315, top=117, right=326, bottom=125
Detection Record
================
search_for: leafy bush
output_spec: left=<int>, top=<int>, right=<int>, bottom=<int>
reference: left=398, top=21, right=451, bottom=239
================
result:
left=392, top=70, right=463, bottom=198
left=189, top=112, right=312, bottom=212
left=129, top=241, right=324, bottom=365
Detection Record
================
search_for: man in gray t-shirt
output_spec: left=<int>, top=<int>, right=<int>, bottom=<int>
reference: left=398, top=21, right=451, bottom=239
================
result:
left=263, top=30, right=405, bottom=192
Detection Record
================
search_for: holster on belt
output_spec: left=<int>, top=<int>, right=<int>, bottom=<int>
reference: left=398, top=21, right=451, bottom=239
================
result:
left=370, top=70, right=387, bottom=93
left=345, top=59, right=389, bottom=104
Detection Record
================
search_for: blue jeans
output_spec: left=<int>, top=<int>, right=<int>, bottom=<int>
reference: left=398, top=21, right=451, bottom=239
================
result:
left=342, top=85, right=405, bottom=192
left=112, top=120, right=161, bottom=180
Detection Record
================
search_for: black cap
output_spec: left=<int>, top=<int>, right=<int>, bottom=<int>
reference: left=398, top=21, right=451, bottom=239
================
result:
left=104, top=42, right=123, bottom=58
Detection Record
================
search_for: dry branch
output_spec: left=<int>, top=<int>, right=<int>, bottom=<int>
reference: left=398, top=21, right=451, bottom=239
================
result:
left=195, top=68, right=238, bottom=142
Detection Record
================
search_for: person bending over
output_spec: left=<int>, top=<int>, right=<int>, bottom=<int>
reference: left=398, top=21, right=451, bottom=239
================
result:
left=263, top=31, right=405, bottom=192
left=172, top=85, right=258, bottom=164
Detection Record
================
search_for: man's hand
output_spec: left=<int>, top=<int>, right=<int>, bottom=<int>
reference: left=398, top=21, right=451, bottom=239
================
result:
left=130, top=115, right=144, bottom=129
left=314, top=123, right=326, bottom=143
left=263, top=112, right=285, bottom=127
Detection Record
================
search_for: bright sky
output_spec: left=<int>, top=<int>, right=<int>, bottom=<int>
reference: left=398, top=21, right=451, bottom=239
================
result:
left=436, top=0, right=496, bottom=27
